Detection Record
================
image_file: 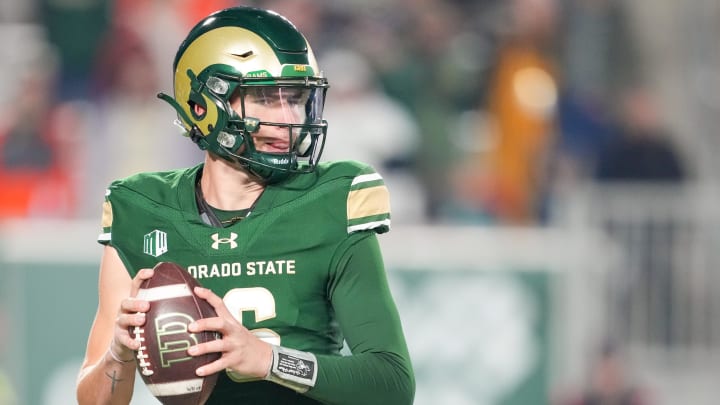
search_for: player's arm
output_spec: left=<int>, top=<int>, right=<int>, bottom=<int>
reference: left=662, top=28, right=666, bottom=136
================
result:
left=76, top=245, right=152, bottom=405
left=189, top=232, right=414, bottom=404
left=305, top=232, right=415, bottom=405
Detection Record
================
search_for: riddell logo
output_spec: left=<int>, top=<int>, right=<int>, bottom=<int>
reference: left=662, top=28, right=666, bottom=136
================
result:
left=144, top=230, right=168, bottom=257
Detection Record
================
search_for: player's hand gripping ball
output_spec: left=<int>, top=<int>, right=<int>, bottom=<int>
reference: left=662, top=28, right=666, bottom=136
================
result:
left=129, top=262, right=221, bottom=405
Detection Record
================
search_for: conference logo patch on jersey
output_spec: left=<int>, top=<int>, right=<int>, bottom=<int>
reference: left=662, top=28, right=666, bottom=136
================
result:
left=211, top=232, right=238, bottom=250
left=347, top=172, right=391, bottom=234
left=144, top=230, right=168, bottom=257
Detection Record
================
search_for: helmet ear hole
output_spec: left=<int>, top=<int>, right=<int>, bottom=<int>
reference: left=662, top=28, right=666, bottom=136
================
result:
left=190, top=102, right=207, bottom=119
left=189, top=95, right=207, bottom=119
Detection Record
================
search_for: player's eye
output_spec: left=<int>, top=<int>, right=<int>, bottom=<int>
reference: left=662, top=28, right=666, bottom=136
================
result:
left=242, top=87, right=274, bottom=104
left=281, top=89, right=306, bottom=105
left=243, top=87, right=310, bottom=106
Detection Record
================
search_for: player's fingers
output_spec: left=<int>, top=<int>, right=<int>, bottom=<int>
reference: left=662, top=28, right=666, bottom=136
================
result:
left=193, top=342, right=269, bottom=378
left=129, top=268, right=154, bottom=296
left=113, top=319, right=139, bottom=351
left=188, top=316, right=228, bottom=334
left=195, top=357, right=228, bottom=377
left=188, top=338, right=225, bottom=358
left=114, top=311, right=145, bottom=351
left=116, top=312, right=146, bottom=328
left=119, top=297, right=150, bottom=314
left=115, top=328, right=141, bottom=351
left=194, top=286, right=232, bottom=317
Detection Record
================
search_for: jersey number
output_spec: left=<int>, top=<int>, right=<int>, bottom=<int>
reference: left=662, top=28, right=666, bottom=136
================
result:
left=223, top=287, right=281, bottom=345
left=223, top=287, right=280, bottom=382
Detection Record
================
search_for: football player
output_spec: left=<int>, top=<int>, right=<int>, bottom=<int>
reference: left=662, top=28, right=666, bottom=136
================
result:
left=76, top=6, right=415, bottom=405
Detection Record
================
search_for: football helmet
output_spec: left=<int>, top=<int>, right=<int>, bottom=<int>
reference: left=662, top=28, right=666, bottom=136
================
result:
left=158, top=6, right=329, bottom=183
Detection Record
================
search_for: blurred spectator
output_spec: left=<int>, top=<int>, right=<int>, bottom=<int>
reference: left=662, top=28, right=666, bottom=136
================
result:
left=37, top=0, right=111, bottom=100
left=552, top=0, right=642, bottom=184
left=555, top=341, right=652, bottom=405
left=551, top=92, right=615, bottom=186
left=0, top=39, right=77, bottom=218
left=594, top=87, right=686, bottom=182
left=441, top=154, right=498, bottom=225
left=320, top=48, right=426, bottom=223
left=446, top=0, right=560, bottom=224
left=350, top=0, right=484, bottom=220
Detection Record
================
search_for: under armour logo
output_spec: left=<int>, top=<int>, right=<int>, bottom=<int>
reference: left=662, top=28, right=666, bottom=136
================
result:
left=211, top=232, right=238, bottom=250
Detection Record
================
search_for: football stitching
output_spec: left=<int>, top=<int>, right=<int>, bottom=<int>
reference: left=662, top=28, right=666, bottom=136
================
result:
left=133, top=323, right=154, bottom=376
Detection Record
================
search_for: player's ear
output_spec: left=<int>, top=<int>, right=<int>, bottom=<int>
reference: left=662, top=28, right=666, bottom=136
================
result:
left=193, top=103, right=207, bottom=116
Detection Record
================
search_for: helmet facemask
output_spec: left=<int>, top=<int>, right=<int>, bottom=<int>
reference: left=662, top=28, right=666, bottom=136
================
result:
left=186, top=69, right=328, bottom=183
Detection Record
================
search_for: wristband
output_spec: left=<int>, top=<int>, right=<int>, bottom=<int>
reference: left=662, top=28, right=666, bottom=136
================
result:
left=264, top=345, right=317, bottom=393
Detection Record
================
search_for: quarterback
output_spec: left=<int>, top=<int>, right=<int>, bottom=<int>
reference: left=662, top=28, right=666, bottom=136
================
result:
left=76, top=6, right=414, bottom=405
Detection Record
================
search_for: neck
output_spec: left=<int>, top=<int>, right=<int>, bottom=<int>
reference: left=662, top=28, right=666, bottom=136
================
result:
left=200, top=153, right=265, bottom=210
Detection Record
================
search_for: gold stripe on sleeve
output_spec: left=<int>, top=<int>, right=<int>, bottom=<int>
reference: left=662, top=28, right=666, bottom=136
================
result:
left=101, top=201, right=113, bottom=228
left=347, top=185, right=390, bottom=220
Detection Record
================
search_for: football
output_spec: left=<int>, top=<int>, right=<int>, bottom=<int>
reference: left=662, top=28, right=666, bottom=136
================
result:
left=130, top=262, right=221, bottom=405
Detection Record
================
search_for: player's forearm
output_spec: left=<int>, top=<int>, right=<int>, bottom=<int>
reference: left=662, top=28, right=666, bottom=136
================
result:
left=309, top=234, right=415, bottom=404
left=306, top=351, right=415, bottom=405
left=77, top=350, right=137, bottom=405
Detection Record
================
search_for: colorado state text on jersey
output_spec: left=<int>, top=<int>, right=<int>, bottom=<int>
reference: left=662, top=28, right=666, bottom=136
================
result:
left=187, top=260, right=297, bottom=279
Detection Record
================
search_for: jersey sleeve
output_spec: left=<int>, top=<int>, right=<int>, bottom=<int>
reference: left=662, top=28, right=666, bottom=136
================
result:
left=345, top=167, right=391, bottom=234
left=305, top=232, right=415, bottom=405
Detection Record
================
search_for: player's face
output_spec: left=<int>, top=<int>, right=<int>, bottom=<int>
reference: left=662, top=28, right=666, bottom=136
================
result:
left=232, top=87, right=311, bottom=154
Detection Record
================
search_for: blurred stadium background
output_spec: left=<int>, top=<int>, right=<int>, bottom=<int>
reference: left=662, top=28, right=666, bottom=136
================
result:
left=2, top=0, right=720, bottom=404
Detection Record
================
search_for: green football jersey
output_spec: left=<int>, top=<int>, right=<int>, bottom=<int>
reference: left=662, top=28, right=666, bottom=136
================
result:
left=98, top=160, right=414, bottom=405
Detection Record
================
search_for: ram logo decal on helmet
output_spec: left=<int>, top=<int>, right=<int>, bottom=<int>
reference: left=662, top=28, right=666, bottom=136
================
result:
left=157, top=6, right=329, bottom=184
